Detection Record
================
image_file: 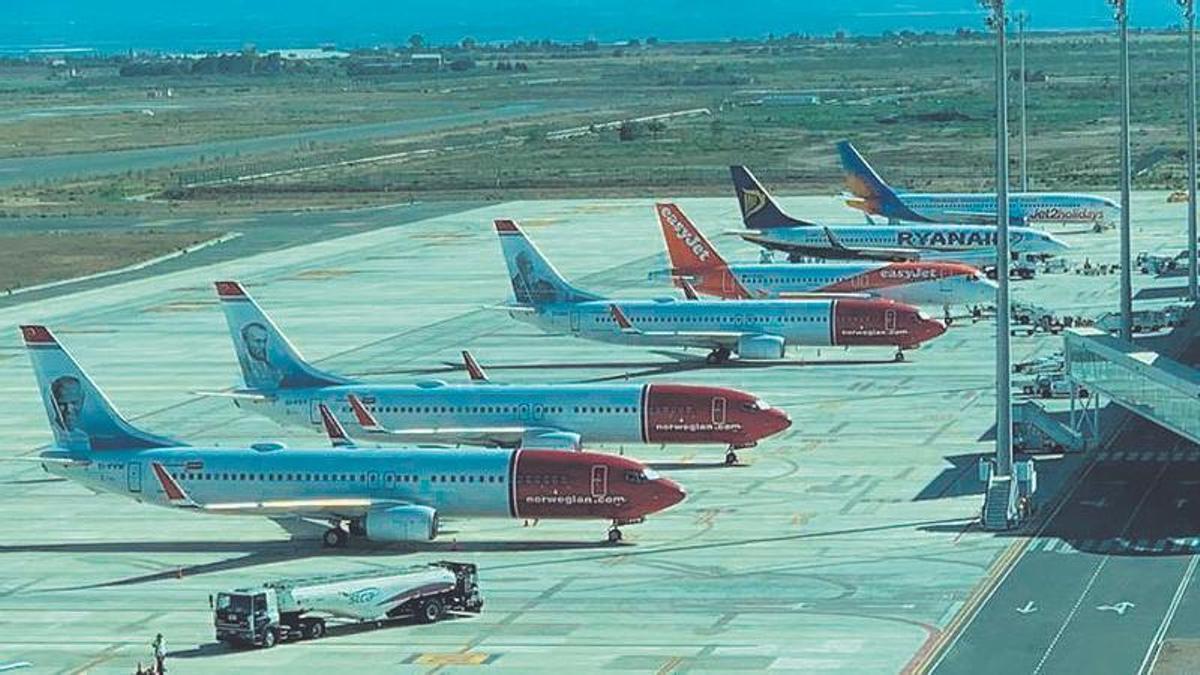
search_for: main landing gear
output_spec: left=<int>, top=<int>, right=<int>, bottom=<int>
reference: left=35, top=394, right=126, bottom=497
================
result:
left=322, top=523, right=349, bottom=548
left=706, top=347, right=732, bottom=365
left=943, top=305, right=954, bottom=326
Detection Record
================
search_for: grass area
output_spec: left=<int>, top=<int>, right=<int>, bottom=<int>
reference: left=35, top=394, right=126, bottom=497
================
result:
left=0, top=228, right=222, bottom=291
left=2, top=31, right=1199, bottom=216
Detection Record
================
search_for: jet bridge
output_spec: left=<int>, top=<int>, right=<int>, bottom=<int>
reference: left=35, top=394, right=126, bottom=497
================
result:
left=1064, top=327, right=1200, bottom=447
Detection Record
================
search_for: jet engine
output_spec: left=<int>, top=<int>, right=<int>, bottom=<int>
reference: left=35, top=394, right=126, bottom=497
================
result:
left=364, top=504, right=438, bottom=542
left=521, top=430, right=583, bottom=451
left=737, top=334, right=786, bottom=360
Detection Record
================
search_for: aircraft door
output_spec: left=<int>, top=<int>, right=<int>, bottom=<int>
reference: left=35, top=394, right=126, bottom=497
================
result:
left=368, top=472, right=379, bottom=488
left=569, top=310, right=581, bottom=334
left=310, top=400, right=323, bottom=425
left=519, top=403, right=532, bottom=421
left=590, top=465, right=608, bottom=498
left=723, top=271, right=735, bottom=294
left=127, top=462, right=142, bottom=493
left=885, top=309, right=897, bottom=331
left=712, top=397, right=727, bottom=425
left=532, top=404, right=545, bottom=421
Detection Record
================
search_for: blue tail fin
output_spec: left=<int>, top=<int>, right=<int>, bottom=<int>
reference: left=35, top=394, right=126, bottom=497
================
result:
left=494, top=220, right=602, bottom=306
left=729, top=166, right=813, bottom=229
left=836, top=140, right=900, bottom=201
left=21, top=325, right=182, bottom=452
left=214, top=282, right=354, bottom=391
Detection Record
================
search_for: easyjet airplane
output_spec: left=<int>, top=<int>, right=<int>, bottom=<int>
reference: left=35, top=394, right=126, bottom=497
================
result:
left=493, top=219, right=947, bottom=365
left=17, top=325, right=685, bottom=545
left=655, top=202, right=997, bottom=313
left=837, top=140, right=1118, bottom=227
left=207, top=282, right=790, bottom=464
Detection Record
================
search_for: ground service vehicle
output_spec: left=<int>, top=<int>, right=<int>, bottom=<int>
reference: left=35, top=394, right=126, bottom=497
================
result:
left=214, top=562, right=483, bottom=648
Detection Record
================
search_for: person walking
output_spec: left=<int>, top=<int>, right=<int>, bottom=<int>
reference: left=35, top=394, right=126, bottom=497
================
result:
left=151, top=633, right=167, bottom=674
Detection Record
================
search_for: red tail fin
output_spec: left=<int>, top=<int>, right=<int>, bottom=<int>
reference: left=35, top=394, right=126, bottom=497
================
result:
left=656, top=203, right=729, bottom=273
left=655, top=203, right=749, bottom=299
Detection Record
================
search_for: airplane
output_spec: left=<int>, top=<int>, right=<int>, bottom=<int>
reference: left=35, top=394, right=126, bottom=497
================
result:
left=728, top=165, right=1070, bottom=265
left=836, top=140, right=1119, bottom=228
left=655, top=202, right=997, bottom=315
left=493, top=219, right=947, bottom=365
left=16, top=324, right=685, bottom=546
left=207, top=281, right=791, bottom=464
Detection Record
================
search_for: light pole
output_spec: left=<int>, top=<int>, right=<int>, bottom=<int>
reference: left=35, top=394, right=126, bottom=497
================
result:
left=1018, top=11, right=1029, bottom=192
left=1112, top=0, right=1133, bottom=341
left=1181, top=0, right=1198, bottom=301
left=983, top=0, right=1013, bottom=483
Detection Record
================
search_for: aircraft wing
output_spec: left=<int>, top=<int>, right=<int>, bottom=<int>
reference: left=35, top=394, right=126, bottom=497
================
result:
left=942, top=211, right=1028, bottom=227
left=608, top=304, right=748, bottom=348
left=150, top=461, right=400, bottom=518
left=346, top=393, right=527, bottom=446
left=736, top=229, right=922, bottom=263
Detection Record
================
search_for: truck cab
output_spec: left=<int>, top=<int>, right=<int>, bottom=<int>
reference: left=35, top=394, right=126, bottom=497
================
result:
left=215, top=589, right=282, bottom=647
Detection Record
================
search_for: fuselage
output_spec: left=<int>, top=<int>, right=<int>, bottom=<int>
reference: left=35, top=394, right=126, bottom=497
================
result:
left=240, top=382, right=791, bottom=448
left=851, top=192, right=1118, bottom=226
left=41, top=445, right=685, bottom=522
left=683, top=261, right=996, bottom=307
left=745, top=224, right=1068, bottom=259
left=516, top=297, right=945, bottom=350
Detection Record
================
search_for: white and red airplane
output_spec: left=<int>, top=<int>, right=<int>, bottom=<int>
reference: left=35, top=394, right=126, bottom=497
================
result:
left=494, top=219, right=947, bottom=365
left=207, top=281, right=791, bottom=464
left=655, top=202, right=997, bottom=313
left=19, top=325, right=683, bottom=545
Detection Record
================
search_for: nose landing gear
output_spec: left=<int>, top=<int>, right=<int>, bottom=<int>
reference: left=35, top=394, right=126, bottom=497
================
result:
left=725, top=449, right=740, bottom=465
left=894, top=349, right=906, bottom=362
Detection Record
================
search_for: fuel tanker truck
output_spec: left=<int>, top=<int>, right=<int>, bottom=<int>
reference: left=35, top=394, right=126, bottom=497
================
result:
left=213, top=561, right=482, bottom=648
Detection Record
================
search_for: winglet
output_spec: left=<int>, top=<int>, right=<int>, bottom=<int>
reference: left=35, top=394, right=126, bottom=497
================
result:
left=346, top=394, right=384, bottom=432
left=462, top=350, right=490, bottom=382
left=318, top=403, right=356, bottom=448
left=678, top=279, right=700, bottom=300
left=151, top=461, right=198, bottom=508
left=822, top=226, right=848, bottom=250
left=609, top=304, right=639, bottom=333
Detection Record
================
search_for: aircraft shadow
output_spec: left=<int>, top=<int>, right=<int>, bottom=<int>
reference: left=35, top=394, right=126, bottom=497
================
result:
left=15, top=538, right=621, bottom=592
left=172, top=613, right=476, bottom=660
left=644, top=461, right=739, bottom=471
left=2, top=477, right=66, bottom=485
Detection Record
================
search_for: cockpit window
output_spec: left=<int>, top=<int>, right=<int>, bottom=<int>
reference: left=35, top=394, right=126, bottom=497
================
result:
left=741, top=399, right=771, bottom=412
left=625, top=469, right=658, bottom=484
left=917, top=311, right=932, bottom=321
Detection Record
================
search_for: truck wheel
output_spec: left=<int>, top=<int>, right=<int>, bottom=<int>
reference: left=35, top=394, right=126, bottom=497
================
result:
left=307, top=618, right=325, bottom=640
left=420, top=598, right=446, bottom=623
left=262, top=628, right=277, bottom=649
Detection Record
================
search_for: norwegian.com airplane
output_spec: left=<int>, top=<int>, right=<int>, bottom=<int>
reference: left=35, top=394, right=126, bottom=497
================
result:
left=17, top=325, right=685, bottom=545
left=836, top=140, right=1119, bottom=228
left=728, top=166, right=1069, bottom=265
left=493, top=219, right=947, bottom=365
left=655, top=202, right=997, bottom=315
left=206, top=282, right=791, bottom=464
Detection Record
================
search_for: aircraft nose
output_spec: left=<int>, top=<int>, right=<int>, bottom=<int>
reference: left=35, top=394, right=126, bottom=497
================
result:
left=765, top=407, right=793, bottom=437
left=920, top=317, right=948, bottom=343
left=654, top=477, right=687, bottom=511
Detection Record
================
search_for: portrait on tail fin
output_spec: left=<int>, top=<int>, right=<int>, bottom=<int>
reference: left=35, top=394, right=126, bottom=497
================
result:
left=510, top=251, right=561, bottom=305
left=239, top=322, right=284, bottom=389
left=50, top=375, right=90, bottom=449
